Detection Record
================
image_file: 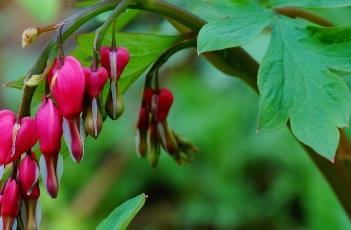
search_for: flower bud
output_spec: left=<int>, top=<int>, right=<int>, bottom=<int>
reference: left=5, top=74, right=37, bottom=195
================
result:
left=157, top=121, right=178, bottom=155
left=147, top=124, right=160, bottom=168
left=1, top=179, right=21, bottom=230
left=84, top=98, right=103, bottom=139
left=105, top=82, right=125, bottom=120
left=22, top=28, right=38, bottom=48
left=136, top=108, right=149, bottom=157
left=173, top=132, right=198, bottom=164
left=36, top=98, right=63, bottom=156
left=142, top=88, right=153, bottom=108
left=156, top=88, right=173, bottom=122
left=84, top=67, right=108, bottom=98
left=0, top=110, right=16, bottom=164
left=48, top=56, right=85, bottom=119
left=18, top=153, right=39, bottom=196
left=100, top=47, right=130, bottom=81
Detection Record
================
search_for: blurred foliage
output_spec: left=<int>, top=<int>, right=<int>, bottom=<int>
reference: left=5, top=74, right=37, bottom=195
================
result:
left=0, top=0, right=351, bottom=230
left=16, top=0, right=61, bottom=23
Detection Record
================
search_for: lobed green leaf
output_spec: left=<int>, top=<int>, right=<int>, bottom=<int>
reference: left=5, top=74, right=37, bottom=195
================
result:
left=258, top=17, right=351, bottom=160
left=197, top=4, right=273, bottom=53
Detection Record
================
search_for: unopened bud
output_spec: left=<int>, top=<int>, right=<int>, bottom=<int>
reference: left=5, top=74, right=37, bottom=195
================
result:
left=173, top=132, right=198, bottom=164
left=157, top=121, right=177, bottom=155
left=84, top=98, right=103, bottom=139
left=136, top=108, right=150, bottom=158
left=156, top=88, right=174, bottom=122
left=105, top=81, right=125, bottom=120
left=22, top=28, right=38, bottom=48
left=147, top=124, right=160, bottom=168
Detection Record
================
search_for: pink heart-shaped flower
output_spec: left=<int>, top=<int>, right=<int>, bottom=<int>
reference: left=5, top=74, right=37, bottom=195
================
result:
left=0, top=110, right=16, bottom=164
left=84, top=67, right=108, bottom=98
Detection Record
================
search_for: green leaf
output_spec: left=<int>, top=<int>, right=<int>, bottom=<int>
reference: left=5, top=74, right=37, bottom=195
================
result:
left=258, top=17, right=351, bottom=161
left=271, top=0, right=351, bottom=8
left=71, top=32, right=180, bottom=93
left=197, top=4, right=273, bottom=53
left=96, top=193, right=147, bottom=230
left=6, top=77, right=24, bottom=90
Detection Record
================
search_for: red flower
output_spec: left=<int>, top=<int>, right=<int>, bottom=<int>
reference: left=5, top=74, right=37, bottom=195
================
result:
left=36, top=98, right=63, bottom=156
left=156, top=88, right=174, bottom=122
left=0, top=110, right=38, bottom=165
left=48, top=56, right=85, bottom=119
left=84, top=67, right=108, bottom=98
left=17, top=152, right=39, bottom=196
left=100, top=46, right=130, bottom=81
left=1, top=179, right=21, bottom=229
left=0, top=110, right=16, bottom=164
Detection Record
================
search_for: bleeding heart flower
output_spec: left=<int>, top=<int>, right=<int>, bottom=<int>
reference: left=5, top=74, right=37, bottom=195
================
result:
left=9, top=117, right=38, bottom=163
left=84, top=67, right=108, bottom=98
left=0, top=110, right=38, bottom=165
left=100, top=47, right=130, bottom=81
left=0, top=110, right=16, bottom=164
left=1, top=179, right=21, bottom=230
left=36, top=98, right=64, bottom=198
left=17, top=152, right=39, bottom=196
left=142, top=88, right=154, bottom=108
left=156, top=88, right=174, bottom=122
left=48, top=56, right=85, bottom=164
left=36, top=98, right=63, bottom=156
left=48, top=56, right=85, bottom=119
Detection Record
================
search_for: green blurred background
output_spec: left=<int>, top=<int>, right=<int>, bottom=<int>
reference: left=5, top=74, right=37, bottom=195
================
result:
left=1, top=0, right=351, bottom=229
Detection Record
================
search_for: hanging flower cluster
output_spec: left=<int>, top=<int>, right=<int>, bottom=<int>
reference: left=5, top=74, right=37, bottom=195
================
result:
left=2, top=6, right=198, bottom=227
left=136, top=87, right=198, bottom=167
left=0, top=38, right=130, bottom=229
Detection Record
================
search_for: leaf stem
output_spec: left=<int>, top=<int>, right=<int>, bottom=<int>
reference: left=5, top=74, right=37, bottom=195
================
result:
left=274, top=7, right=334, bottom=27
left=144, top=37, right=197, bottom=89
left=130, top=0, right=205, bottom=31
